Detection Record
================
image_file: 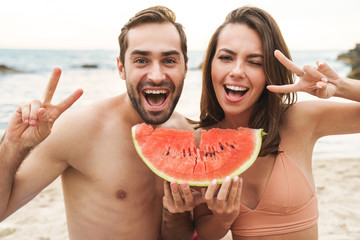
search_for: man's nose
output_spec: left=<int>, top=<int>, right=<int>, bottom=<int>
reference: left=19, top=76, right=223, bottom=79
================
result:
left=148, top=63, right=166, bottom=83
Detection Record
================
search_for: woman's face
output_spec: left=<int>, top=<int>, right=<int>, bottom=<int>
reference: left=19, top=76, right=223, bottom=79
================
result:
left=211, top=23, right=266, bottom=122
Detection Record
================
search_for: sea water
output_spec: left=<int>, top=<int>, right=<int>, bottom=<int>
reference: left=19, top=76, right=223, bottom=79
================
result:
left=0, top=49, right=359, bottom=160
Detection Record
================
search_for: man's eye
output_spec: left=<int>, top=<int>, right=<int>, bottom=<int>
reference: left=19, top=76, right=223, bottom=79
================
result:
left=134, top=58, right=147, bottom=64
left=163, top=58, right=176, bottom=64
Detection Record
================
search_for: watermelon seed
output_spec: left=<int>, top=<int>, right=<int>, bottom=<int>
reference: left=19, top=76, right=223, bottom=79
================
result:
left=183, top=149, right=186, bottom=157
left=220, top=145, right=224, bottom=150
left=231, top=145, right=235, bottom=149
left=188, top=147, right=192, bottom=156
left=165, top=146, right=170, bottom=155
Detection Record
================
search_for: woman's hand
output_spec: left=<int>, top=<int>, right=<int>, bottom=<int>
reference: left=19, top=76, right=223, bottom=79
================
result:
left=204, top=176, right=243, bottom=228
left=267, top=50, right=342, bottom=99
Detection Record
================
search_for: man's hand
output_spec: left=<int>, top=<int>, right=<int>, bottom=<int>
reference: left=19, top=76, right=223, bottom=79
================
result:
left=4, top=68, right=83, bottom=149
left=163, top=181, right=204, bottom=213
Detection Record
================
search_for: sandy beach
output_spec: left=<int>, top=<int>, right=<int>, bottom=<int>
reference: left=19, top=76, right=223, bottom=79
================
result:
left=1, top=156, right=359, bottom=240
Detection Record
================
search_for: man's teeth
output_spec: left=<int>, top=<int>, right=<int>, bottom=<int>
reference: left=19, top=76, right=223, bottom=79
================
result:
left=144, top=89, right=168, bottom=94
left=225, top=85, right=248, bottom=91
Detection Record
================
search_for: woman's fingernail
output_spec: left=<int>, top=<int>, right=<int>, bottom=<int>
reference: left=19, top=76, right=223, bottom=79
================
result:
left=321, top=77, right=328, bottom=83
left=181, top=183, right=189, bottom=189
left=234, top=176, right=239, bottom=182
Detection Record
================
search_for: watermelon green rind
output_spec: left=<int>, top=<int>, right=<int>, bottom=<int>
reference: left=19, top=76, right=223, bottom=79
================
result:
left=132, top=124, right=266, bottom=186
left=131, top=125, right=181, bottom=184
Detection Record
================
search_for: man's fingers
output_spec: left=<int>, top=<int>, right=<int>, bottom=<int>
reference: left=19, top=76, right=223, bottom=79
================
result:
left=37, top=108, right=51, bottom=136
left=29, top=100, right=41, bottom=126
left=274, top=50, right=303, bottom=76
left=170, top=182, right=184, bottom=207
left=56, top=88, right=83, bottom=116
left=164, top=181, right=172, bottom=197
left=163, top=181, right=173, bottom=209
left=43, top=68, right=62, bottom=104
left=20, top=103, right=30, bottom=124
left=181, top=183, right=194, bottom=205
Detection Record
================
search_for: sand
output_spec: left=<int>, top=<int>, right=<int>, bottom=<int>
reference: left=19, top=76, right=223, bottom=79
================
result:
left=0, top=157, right=359, bottom=240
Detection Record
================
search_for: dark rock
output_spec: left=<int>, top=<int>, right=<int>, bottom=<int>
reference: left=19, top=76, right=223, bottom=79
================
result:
left=80, top=64, right=98, bottom=69
left=0, top=65, right=21, bottom=73
left=337, top=43, right=360, bottom=79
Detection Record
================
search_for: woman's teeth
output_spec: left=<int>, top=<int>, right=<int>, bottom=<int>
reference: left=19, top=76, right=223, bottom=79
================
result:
left=225, top=85, right=248, bottom=91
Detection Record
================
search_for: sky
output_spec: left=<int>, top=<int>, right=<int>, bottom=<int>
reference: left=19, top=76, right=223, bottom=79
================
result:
left=1, top=0, right=360, bottom=51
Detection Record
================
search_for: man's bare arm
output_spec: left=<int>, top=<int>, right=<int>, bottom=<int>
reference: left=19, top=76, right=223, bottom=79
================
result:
left=0, top=68, right=82, bottom=219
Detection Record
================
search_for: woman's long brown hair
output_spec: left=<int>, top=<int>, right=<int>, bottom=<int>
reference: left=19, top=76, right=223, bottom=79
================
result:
left=196, top=6, right=297, bottom=156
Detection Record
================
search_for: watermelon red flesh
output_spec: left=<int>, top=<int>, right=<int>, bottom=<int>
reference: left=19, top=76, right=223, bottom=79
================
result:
left=132, top=123, right=264, bottom=186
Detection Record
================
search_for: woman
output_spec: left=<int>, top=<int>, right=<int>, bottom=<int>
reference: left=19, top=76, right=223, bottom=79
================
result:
left=191, top=6, right=360, bottom=240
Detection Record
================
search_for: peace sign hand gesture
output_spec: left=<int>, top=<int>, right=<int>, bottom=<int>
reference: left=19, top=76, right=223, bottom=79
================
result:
left=267, top=50, right=340, bottom=99
left=4, top=68, right=83, bottom=149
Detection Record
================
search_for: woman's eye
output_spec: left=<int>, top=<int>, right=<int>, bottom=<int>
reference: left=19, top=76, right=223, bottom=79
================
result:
left=249, top=61, right=263, bottom=66
left=219, top=55, right=232, bottom=61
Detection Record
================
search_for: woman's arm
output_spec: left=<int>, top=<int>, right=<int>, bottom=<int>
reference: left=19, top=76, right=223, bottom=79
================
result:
left=268, top=50, right=360, bottom=138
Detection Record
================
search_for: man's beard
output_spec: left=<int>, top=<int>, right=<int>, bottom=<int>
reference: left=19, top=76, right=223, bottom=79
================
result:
left=126, top=79, right=183, bottom=125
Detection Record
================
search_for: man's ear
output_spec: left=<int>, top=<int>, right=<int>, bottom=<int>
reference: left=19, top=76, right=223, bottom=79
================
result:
left=117, top=57, right=126, bottom=80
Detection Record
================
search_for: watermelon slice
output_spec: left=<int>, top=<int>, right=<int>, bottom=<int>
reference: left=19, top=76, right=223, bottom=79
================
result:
left=132, top=123, right=265, bottom=186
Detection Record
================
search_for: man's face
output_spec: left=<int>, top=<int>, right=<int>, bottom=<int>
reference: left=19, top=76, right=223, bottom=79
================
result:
left=117, top=23, right=187, bottom=125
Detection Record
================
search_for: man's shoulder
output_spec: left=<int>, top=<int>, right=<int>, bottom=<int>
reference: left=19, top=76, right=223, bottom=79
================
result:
left=160, top=112, right=193, bottom=131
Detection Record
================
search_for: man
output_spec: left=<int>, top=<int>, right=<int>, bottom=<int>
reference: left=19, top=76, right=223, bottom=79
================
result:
left=0, top=6, right=194, bottom=239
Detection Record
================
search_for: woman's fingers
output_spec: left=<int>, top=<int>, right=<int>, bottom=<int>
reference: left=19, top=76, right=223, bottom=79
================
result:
left=274, top=50, right=303, bottom=76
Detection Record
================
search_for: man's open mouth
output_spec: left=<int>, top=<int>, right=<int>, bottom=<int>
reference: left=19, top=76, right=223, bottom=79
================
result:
left=224, top=85, right=248, bottom=99
left=143, top=89, right=170, bottom=107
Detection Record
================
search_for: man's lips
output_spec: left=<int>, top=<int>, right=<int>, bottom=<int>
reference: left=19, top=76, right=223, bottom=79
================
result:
left=142, top=89, right=170, bottom=108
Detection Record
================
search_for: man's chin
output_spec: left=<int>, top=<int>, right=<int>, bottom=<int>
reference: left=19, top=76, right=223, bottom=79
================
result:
left=140, top=111, right=172, bottom=125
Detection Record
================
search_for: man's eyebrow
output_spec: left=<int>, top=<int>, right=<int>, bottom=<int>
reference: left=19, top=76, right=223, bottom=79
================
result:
left=130, top=50, right=150, bottom=56
left=130, top=50, right=181, bottom=57
left=162, top=50, right=181, bottom=57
